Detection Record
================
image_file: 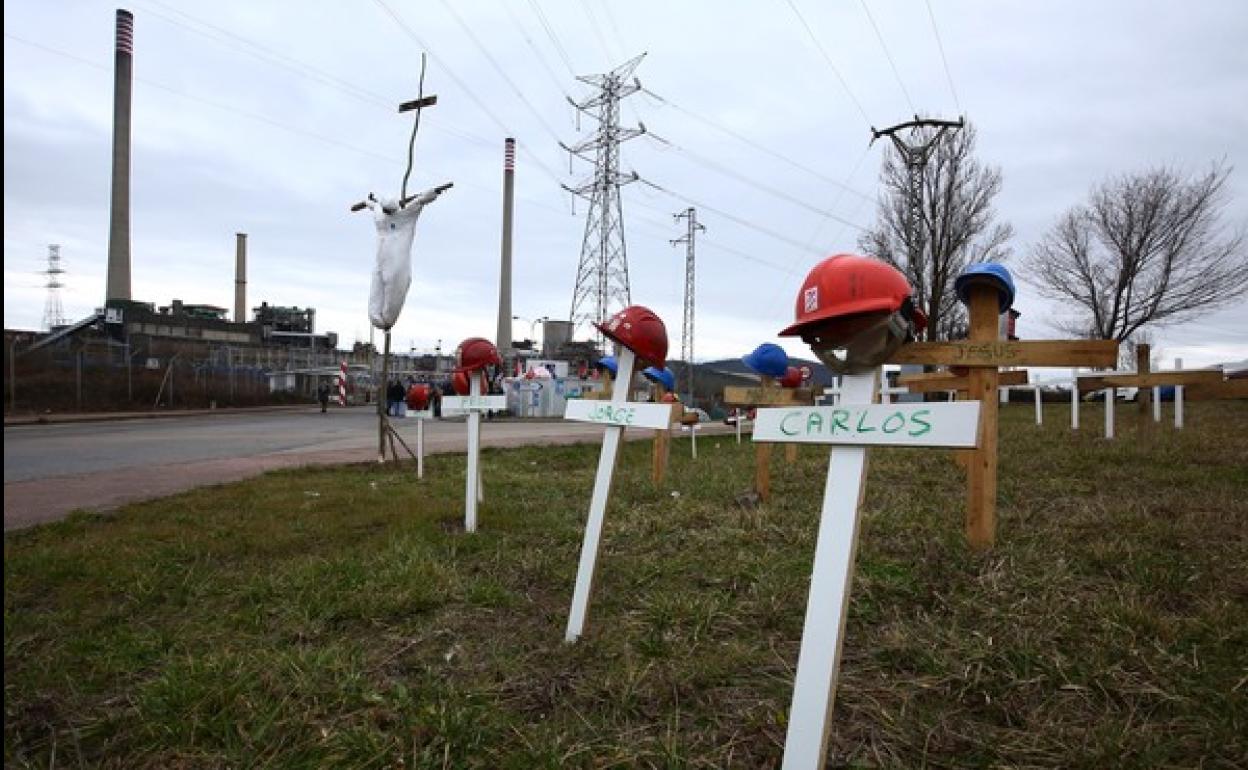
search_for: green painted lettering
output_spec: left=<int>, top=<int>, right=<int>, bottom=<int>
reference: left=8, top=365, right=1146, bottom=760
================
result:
left=830, top=409, right=850, bottom=434
left=881, top=412, right=905, bottom=433
left=855, top=409, right=876, bottom=433
left=806, top=411, right=823, bottom=434
left=909, top=410, right=932, bottom=436
left=780, top=411, right=801, bottom=436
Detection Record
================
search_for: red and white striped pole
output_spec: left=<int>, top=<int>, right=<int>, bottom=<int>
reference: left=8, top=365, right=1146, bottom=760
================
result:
left=337, top=360, right=348, bottom=406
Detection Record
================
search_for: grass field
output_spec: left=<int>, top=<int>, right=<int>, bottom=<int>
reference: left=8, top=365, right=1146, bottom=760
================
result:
left=5, top=403, right=1247, bottom=768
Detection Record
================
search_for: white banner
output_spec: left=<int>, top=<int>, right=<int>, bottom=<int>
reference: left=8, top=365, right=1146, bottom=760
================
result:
left=564, top=399, right=674, bottom=430
left=753, top=402, right=981, bottom=448
left=442, top=395, right=507, bottom=412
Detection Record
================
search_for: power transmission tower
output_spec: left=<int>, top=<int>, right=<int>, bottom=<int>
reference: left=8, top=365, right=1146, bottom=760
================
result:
left=42, top=244, right=67, bottom=330
left=563, top=53, right=646, bottom=342
left=671, top=207, right=704, bottom=402
left=870, top=115, right=964, bottom=336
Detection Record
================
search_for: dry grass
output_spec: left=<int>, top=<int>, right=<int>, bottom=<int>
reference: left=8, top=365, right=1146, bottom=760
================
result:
left=5, top=402, right=1247, bottom=768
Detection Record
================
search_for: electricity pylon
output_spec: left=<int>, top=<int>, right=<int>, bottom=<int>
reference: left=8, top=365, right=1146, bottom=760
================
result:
left=870, top=115, right=964, bottom=337
left=42, top=244, right=66, bottom=330
left=563, top=54, right=646, bottom=343
left=671, top=207, right=704, bottom=402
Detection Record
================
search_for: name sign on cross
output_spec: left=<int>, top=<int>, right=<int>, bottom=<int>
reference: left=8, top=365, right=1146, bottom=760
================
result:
left=753, top=402, right=981, bottom=448
left=564, top=399, right=674, bottom=430
left=442, top=395, right=507, bottom=412
left=755, top=370, right=981, bottom=770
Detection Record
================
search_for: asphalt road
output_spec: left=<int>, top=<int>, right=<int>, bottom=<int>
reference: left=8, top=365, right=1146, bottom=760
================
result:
left=4, top=407, right=709, bottom=531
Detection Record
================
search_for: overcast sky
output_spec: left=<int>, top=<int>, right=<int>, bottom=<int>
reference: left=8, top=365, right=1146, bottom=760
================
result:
left=5, top=0, right=1246, bottom=371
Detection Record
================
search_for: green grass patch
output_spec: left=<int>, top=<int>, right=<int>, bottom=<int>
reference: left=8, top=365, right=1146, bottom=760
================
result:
left=6, top=403, right=1248, bottom=768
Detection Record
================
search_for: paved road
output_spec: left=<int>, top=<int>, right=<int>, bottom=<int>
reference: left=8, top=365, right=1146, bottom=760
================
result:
left=4, top=407, right=711, bottom=531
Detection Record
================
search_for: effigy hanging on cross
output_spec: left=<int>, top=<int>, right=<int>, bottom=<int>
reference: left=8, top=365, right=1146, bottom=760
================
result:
left=349, top=53, right=453, bottom=464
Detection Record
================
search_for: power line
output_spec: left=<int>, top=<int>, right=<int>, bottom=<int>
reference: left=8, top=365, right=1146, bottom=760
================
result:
left=645, top=132, right=868, bottom=232
left=496, top=0, right=571, bottom=99
left=924, top=0, right=963, bottom=113
left=5, top=32, right=575, bottom=221
left=134, top=0, right=392, bottom=108
left=523, top=0, right=577, bottom=77
left=781, top=0, right=873, bottom=127
left=639, top=87, right=873, bottom=202
left=371, top=0, right=567, bottom=188
left=637, top=177, right=834, bottom=255
left=580, top=1, right=620, bottom=68
left=435, top=0, right=564, bottom=144
left=857, top=0, right=917, bottom=114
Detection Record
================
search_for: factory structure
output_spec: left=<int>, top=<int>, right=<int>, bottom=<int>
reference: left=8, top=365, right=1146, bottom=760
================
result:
left=5, top=8, right=615, bottom=415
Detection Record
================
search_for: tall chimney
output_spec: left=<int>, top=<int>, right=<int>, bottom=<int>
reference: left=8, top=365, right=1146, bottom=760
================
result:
left=106, top=9, right=134, bottom=302
left=495, top=137, right=515, bottom=352
left=234, top=233, right=247, bottom=323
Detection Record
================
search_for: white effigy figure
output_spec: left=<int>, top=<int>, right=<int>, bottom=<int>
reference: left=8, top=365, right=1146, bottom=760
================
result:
left=366, top=187, right=443, bottom=330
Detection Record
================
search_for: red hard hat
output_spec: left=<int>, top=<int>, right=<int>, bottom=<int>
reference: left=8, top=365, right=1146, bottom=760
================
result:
left=451, top=369, right=471, bottom=396
left=779, top=366, right=803, bottom=389
left=779, top=254, right=926, bottom=339
left=456, top=337, right=502, bottom=372
left=406, top=383, right=430, bottom=410
left=594, top=305, right=669, bottom=368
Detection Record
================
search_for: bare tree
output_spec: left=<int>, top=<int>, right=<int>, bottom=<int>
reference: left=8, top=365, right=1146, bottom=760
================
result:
left=860, top=122, right=1013, bottom=340
left=1026, top=162, right=1247, bottom=342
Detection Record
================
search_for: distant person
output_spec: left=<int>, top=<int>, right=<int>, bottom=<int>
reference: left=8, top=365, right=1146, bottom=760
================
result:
left=432, top=383, right=443, bottom=419
left=317, top=380, right=331, bottom=413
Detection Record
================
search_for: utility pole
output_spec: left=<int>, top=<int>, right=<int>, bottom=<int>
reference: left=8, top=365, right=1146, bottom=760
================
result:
left=671, top=207, right=704, bottom=403
left=870, top=116, right=963, bottom=340
left=563, top=54, right=647, bottom=344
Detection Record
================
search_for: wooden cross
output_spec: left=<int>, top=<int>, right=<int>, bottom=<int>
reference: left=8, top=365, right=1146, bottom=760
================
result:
left=562, top=348, right=680, bottom=642
left=886, top=283, right=1118, bottom=548
left=648, top=383, right=682, bottom=485
left=723, top=379, right=814, bottom=501
left=441, top=375, right=505, bottom=533
left=752, top=370, right=982, bottom=769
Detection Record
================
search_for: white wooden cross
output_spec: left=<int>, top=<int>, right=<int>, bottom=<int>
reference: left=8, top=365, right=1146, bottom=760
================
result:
left=753, top=369, right=981, bottom=770
left=562, top=348, right=677, bottom=642
left=406, top=407, right=433, bottom=479
left=441, top=375, right=506, bottom=533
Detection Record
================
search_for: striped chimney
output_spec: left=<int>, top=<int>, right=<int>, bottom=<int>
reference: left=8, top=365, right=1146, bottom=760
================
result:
left=106, top=8, right=134, bottom=302
left=495, top=138, right=516, bottom=352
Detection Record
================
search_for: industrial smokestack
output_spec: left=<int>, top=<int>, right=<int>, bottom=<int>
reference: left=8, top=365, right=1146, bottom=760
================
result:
left=234, top=233, right=247, bottom=323
left=105, top=8, right=134, bottom=302
left=495, top=137, right=515, bottom=352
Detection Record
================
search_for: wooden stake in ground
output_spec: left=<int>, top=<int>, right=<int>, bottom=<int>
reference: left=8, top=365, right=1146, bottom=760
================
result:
left=888, top=295, right=1118, bottom=547
left=722, top=378, right=812, bottom=501
left=441, top=376, right=506, bottom=533
left=752, top=372, right=982, bottom=770
left=563, top=349, right=678, bottom=641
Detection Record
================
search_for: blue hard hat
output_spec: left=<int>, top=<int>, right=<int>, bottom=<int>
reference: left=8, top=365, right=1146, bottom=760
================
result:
left=597, top=356, right=618, bottom=375
left=741, top=343, right=789, bottom=378
left=642, top=365, right=676, bottom=391
left=955, top=262, right=1015, bottom=312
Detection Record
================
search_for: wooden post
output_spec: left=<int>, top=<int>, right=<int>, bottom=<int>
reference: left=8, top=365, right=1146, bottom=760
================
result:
left=1071, top=369, right=1080, bottom=430
left=417, top=414, right=425, bottom=479
left=465, top=373, right=482, bottom=532
left=566, top=348, right=636, bottom=642
left=1033, top=385, right=1043, bottom=426
left=779, top=370, right=879, bottom=770
left=1104, top=387, right=1115, bottom=439
left=755, top=376, right=774, bottom=501
left=378, top=331, right=391, bottom=463
left=651, top=384, right=671, bottom=485
left=965, top=285, right=1000, bottom=549
left=1174, top=358, right=1185, bottom=429
left=1136, top=343, right=1151, bottom=434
